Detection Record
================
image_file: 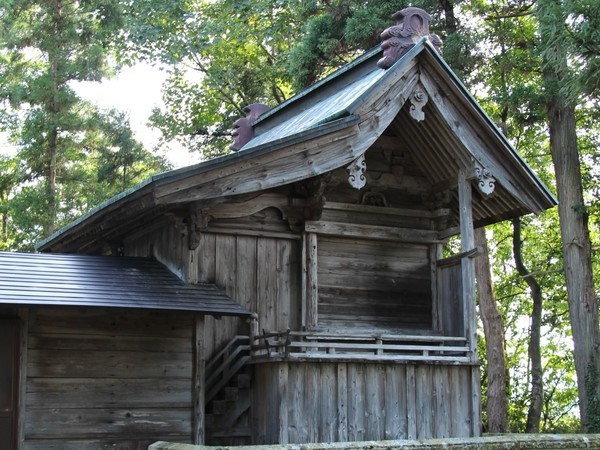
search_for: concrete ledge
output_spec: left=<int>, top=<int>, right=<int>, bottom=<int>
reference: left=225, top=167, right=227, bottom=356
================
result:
left=149, top=434, right=600, bottom=450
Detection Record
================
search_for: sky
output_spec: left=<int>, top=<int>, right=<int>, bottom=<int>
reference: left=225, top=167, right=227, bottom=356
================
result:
left=73, top=62, right=201, bottom=169
left=1, top=62, right=201, bottom=169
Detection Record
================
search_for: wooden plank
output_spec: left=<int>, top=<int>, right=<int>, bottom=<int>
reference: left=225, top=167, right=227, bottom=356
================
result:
left=324, top=202, right=436, bottom=218
left=28, top=309, right=193, bottom=339
left=415, top=365, right=433, bottom=439
left=320, top=363, right=336, bottom=442
left=278, top=364, right=289, bottom=444
left=27, top=349, right=192, bottom=379
left=434, top=366, right=450, bottom=438
left=471, top=365, right=482, bottom=437
left=365, top=364, right=384, bottom=440
left=337, top=363, right=348, bottom=442
left=236, top=236, right=258, bottom=311
left=193, top=315, right=204, bottom=445
left=450, top=366, right=471, bottom=437
left=23, top=438, right=178, bottom=450
left=257, top=238, right=278, bottom=332
left=198, top=233, right=216, bottom=283
left=26, top=378, right=192, bottom=409
left=29, top=334, right=192, bottom=353
left=385, top=365, right=407, bottom=439
left=305, top=221, right=437, bottom=243
left=288, top=364, right=306, bottom=444
left=24, top=408, right=191, bottom=439
left=347, top=364, right=365, bottom=442
left=307, top=362, right=319, bottom=443
left=406, top=365, right=417, bottom=439
left=276, top=240, right=292, bottom=331
left=18, top=309, right=29, bottom=450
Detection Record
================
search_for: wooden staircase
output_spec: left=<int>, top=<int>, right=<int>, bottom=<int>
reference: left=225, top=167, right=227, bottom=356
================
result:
left=205, top=335, right=252, bottom=445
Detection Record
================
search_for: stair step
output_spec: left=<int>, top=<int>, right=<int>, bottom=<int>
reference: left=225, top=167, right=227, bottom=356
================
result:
left=211, top=400, right=228, bottom=415
left=209, top=426, right=252, bottom=438
left=236, top=373, right=251, bottom=388
left=224, top=386, right=239, bottom=401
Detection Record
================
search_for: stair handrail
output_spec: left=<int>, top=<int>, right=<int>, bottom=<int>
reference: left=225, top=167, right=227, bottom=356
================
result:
left=205, top=335, right=251, bottom=404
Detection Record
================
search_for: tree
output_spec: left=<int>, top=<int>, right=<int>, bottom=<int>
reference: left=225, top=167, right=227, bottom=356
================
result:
left=475, top=227, right=509, bottom=433
left=513, top=217, right=544, bottom=432
left=536, top=0, right=600, bottom=431
left=0, top=0, right=124, bottom=235
left=0, top=0, right=169, bottom=249
left=287, top=0, right=480, bottom=90
left=121, top=0, right=309, bottom=157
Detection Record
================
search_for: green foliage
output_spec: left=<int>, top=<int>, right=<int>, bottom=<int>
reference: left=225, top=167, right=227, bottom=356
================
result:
left=122, top=0, right=307, bottom=157
left=586, top=361, right=600, bottom=432
left=0, top=0, right=169, bottom=249
left=287, top=0, right=480, bottom=89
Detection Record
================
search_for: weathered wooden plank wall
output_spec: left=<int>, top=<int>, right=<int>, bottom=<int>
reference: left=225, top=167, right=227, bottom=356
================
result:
left=252, top=361, right=477, bottom=444
left=198, top=231, right=301, bottom=357
left=317, top=237, right=431, bottom=331
left=125, top=213, right=302, bottom=360
left=23, top=308, right=194, bottom=450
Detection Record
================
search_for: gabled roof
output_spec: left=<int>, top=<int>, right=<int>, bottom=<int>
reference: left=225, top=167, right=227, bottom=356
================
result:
left=37, top=38, right=555, bottom=254
left=0, top=251, right=250, bottom=317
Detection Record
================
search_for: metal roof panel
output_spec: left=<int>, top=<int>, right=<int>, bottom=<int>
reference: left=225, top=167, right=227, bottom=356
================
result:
left=0, top=251, right=251, bottom=317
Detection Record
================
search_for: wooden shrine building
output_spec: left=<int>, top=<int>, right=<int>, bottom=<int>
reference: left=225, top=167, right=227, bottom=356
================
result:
left=1, top=8, right=556, bottom=449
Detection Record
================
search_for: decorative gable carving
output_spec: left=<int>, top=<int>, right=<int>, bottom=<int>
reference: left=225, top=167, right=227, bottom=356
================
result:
left=377, top=7, right=443, bottom=70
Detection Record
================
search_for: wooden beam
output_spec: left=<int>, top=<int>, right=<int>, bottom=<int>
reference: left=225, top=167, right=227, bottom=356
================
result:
left=305, top=221, right=438, bottom=244
left=419, top=70, right=540, bottom=213
left=193, top=315, right=205, bottom=445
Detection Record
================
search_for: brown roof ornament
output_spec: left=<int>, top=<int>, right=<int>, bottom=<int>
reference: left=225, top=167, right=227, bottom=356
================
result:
left=230, top=103, right=271, bottom=151
left=377, top=7, right=443, bottom=70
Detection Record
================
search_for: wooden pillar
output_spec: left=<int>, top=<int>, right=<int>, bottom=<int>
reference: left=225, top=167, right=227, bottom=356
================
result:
left=458, top=170, right=476, bottom=356
left=458, top=170, right=481, bottom=436
left=17, top=309, right=28, bottom=450
left=193, top=315, right=205, bottom=444
left=303, top=232, right=318, bottom=329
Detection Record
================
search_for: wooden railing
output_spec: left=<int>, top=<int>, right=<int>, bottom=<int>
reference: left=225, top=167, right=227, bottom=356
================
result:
left=205, top=335, right=251, bottom=404
left=251, top=330, right=471, bottom=363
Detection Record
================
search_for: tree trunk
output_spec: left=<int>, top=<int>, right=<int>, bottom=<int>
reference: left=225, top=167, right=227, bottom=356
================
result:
left=512, top=218, right=544, bottom=433
left=474, top=226, right=509, bottom=433
left=537, top=0, right=600, bottom=431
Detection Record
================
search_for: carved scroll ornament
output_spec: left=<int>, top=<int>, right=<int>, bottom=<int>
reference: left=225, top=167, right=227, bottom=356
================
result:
left=409, top=84, right=429, bottom=122
left=472, top=158, right=496, bottom=196
left=347, top=154, right=367, bottom=190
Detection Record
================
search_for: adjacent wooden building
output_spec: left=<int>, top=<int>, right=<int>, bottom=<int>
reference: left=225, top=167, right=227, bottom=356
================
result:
left=2, top=11, right=556, bottom=449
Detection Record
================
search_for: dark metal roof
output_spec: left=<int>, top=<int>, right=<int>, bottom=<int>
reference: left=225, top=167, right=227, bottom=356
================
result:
left=0, top=251, right=251, bottom=317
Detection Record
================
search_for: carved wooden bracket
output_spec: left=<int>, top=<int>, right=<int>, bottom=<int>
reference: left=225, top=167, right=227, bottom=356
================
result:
left=187, top=211, right=210, bottom=250
left=472, top=159, right=496, bottom=196
left=409, top=84, right=428, bottom=122
left=361, top=191, right=388, bottom=207
left=347, top=154, right=367, bottom=190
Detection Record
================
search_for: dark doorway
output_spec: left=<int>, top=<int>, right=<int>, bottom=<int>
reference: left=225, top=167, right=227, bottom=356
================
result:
left=0, top=320, right=19, bottom=450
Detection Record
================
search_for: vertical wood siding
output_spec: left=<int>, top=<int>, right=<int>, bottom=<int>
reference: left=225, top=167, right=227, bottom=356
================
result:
left=23, top=308, right=194, bottom=450
left=125, top=218, right=301, bottom=360
left=252, top=361, right=477, bottom=444
left=198, top=232, right=301, bottom=358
